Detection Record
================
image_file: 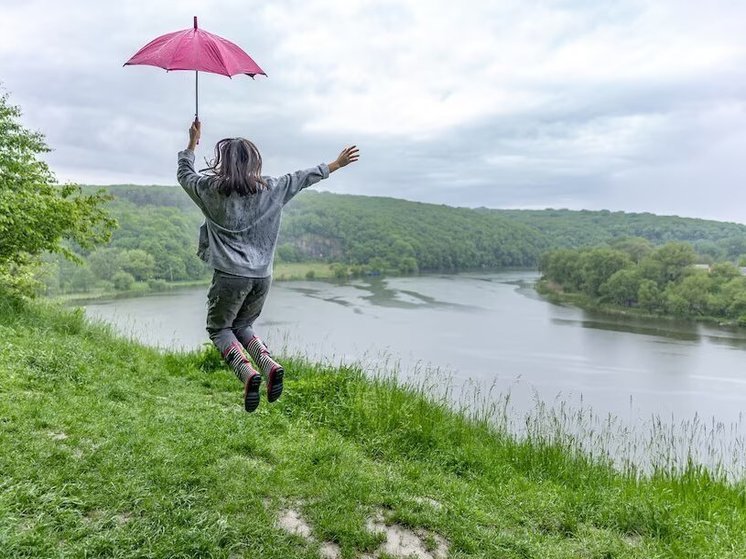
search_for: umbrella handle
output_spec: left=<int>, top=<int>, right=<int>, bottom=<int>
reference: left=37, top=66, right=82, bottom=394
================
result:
left=195, top=70, right=199, bottom=144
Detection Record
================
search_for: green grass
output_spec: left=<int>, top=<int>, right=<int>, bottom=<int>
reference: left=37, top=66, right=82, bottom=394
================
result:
left=1, top=297, right=746, bottom=558
left=273, top=262, right=339, bottom=281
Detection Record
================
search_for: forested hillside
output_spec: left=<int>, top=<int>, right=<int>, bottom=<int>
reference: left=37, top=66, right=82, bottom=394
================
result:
left=498, top=208, right=746, bottom=259
left=38, top=186, right=746, bottom=295
left=280, top=193, right=545, bottom=272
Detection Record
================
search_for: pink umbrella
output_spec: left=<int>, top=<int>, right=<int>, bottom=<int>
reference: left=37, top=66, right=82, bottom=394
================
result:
left=124, top=16, right=266, bottom=119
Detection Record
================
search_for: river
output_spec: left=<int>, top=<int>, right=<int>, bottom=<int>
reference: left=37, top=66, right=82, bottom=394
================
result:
left=81, top=271, right=746, bottom=475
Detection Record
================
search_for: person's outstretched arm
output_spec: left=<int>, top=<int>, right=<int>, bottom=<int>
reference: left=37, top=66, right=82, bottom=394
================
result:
left=281, top=145, right=360, bottom=204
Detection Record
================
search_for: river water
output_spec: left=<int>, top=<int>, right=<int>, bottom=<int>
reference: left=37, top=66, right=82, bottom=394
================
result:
left=82, top=272, right=746, bottom=475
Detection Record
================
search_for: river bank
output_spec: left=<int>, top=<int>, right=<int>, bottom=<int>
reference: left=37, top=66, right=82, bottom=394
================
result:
left=2, top=296, right=745, bottom=557
left=51, top=262, right=344, bottom=304
left=536, top=279, right=746, bottom=329
left=79, top=270, right=746, bottom=470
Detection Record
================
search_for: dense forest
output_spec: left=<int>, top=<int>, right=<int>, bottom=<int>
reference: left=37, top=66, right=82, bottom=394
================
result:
left=37, top=185, right=746, bottom=295
left=540, top=240, right=746, bottom=324
left=279, top=193, right=545, bottom=272
left=39, top=187, right=206, bottom=294
left=498, top=208, right=746, bottom=259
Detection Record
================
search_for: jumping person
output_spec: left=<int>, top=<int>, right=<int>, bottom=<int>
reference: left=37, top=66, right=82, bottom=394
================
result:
left=177, top=119, right=359, bottom=412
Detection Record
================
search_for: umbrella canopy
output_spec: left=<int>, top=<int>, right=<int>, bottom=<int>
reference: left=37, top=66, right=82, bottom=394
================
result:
left=124, top=17, right=266, bottom=117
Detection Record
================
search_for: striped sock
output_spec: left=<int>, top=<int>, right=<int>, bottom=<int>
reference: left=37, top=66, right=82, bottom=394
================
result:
left=246, top=336, right=282, bottom=376
left=223, top=342, right=258, bottom=384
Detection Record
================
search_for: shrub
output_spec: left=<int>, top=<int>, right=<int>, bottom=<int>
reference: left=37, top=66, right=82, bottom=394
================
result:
left=112, top=271, right=135, bottom=291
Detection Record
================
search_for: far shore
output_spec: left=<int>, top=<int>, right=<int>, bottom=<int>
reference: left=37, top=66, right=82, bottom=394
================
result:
left=51, top=262, right=346, bottom=304
left=51, top=264, right=538, bottom=305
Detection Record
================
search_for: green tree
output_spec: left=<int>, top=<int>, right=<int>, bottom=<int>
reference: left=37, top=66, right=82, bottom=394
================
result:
left=638, top=279, right=663, bottom=312
left=89, top=248, right=123, bottom=281
left=0, top=91, right=114, bottom=294
left=398, top=256, right=418, bottom=274
left=34, top=259, right=60, bottom=296
left=112, top=271, right=135, bottom=291
left=579, top=248, right=632, bottom=296
left=651, top=243, right=696, bottom=284
left=540, top=249, right=583, bottom=290
left=694, top=240, right=725, bottom=261
left=70, top=265, right=96, bottom=293
left=665, top=272, right=712, bottom=316
left=638, top=257, right=665, bottom=286
left=721, top=236, right=746, bottom=260
left=118, top=249, right=155, bottom=281
left=601, top=268, right=641, bottom=307
left=610, top=237, right=654, bottom=263
left=720, top=277, right=746, bottom=318
left=710, top=262, right=740, bottom=281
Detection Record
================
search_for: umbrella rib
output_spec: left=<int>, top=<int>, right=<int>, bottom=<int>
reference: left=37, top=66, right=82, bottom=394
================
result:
left=177, top=29, right=197, bottom=69
left=163, top=30, right=195, bottom=71
left=210, top=41, right=234, bottom=77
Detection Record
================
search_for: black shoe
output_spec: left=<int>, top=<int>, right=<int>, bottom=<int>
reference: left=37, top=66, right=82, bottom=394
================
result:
left=244, top=372, right=261, bottom=412
left=267, top=366, right=284, bottom=403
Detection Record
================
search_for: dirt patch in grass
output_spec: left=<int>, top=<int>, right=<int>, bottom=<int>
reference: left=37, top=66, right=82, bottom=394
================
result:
left=364, top=510, right=449, bottom=559
left=277, top=508, right=312, bottom=539
left=276, top=506, right=449, bottom=559
left=277, top=507, right=342, bottom=558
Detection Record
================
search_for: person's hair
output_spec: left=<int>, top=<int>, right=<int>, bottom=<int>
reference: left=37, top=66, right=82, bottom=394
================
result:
left=201, top=138, right=267, bottom=196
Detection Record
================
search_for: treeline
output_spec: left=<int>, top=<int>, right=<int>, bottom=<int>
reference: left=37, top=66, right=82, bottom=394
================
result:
left=40, top=193, right=209, bottom=295
left=37, top=185, right=746, bottom=295
left=283, top=196, right=746, bottom=269
left=540, top=239, right=746, bottom=324
left=498, top=208, right=746, bottom=261
left=279, top=193, right=545, bottom=273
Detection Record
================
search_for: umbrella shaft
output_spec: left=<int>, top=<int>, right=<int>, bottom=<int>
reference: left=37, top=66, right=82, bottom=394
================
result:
left=195, top=70, right=199, bottom=119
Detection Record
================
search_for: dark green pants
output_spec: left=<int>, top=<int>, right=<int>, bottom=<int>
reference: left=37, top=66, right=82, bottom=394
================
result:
left=206, top=269, right=272, bottom=360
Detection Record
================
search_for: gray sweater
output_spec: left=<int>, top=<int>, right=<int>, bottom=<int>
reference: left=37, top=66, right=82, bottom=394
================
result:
left=177, top=149, right=329, bottom=278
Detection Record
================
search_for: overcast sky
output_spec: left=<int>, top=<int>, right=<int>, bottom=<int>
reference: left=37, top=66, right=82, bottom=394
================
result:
left=2, top=0, right=745, bottom=222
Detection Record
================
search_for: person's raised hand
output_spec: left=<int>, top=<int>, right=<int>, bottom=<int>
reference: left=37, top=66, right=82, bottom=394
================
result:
left=188, top=119, right=201, bottom=149
left=335, top=146, right=359, bottom=168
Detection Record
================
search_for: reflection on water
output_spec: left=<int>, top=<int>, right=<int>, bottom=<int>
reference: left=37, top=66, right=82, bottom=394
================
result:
left=704, top=331, right=746, bottom=350
left=352, top=278, right=432, bottom=309
left=552, top=317, right=702, bottom=343
left=552, top=307, right=746, bottom=350
left=286, top=286, right=356, bottom=308
left=347, top=277, right=482, bottom=310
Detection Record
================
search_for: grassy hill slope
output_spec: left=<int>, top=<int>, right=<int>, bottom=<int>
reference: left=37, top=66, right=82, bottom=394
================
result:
left=1, top=297, right=745, bottom=558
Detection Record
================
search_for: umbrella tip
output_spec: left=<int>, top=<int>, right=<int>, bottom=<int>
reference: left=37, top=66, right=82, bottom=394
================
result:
left=193, top=16, right=198, bottom=29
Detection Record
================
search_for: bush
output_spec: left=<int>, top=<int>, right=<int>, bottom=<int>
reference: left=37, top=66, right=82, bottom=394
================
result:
left=147, top=278, right=168, bottom=291
left=330, top=263, right=348, bottom=279
left=112, top=271, right=135, bottom=291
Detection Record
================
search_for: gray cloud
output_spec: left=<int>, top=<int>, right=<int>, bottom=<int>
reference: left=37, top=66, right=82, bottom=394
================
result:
left=1, top=0, right=745, bottom=222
